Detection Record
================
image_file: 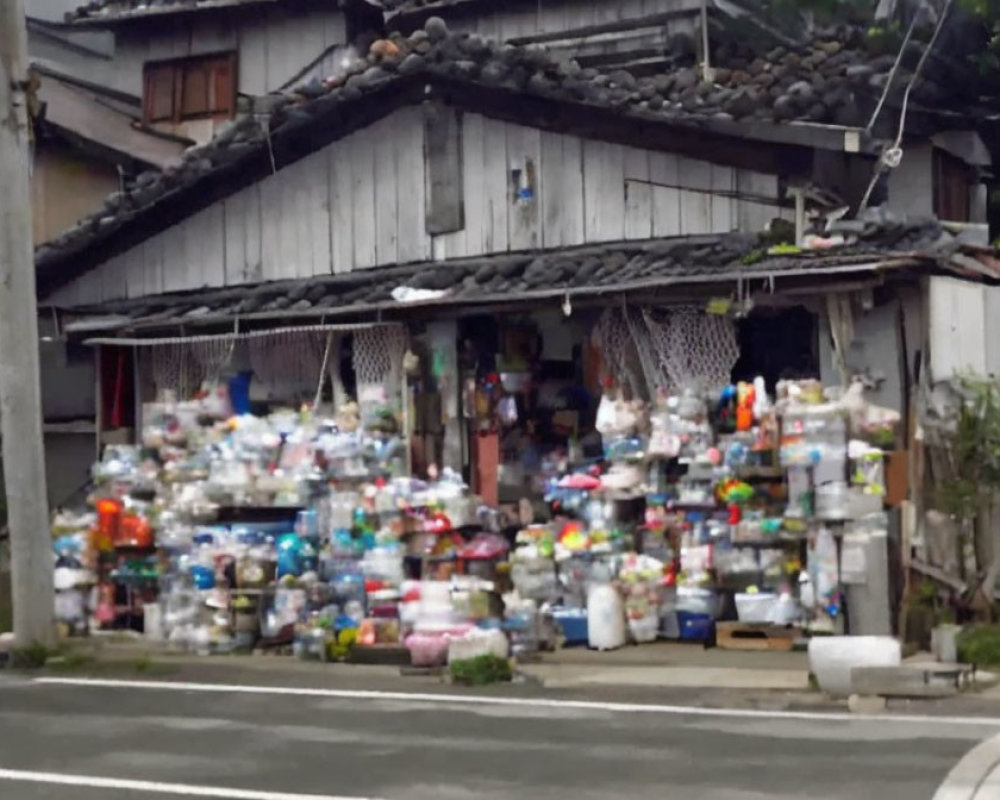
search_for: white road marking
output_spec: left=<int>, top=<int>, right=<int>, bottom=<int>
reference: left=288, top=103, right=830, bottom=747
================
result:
left=32, top=676, right=1000, bottom=727
left=934, top=732, right=1000, bottom=800
left=0, top=768, right=380, bottom=799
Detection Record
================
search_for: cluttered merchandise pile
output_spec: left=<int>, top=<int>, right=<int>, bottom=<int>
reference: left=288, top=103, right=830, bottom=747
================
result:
left=50, top=371, right=900, bottom=668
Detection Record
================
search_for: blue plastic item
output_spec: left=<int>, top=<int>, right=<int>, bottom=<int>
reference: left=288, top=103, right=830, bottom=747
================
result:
left=677, top=611, right=715, bottom=642
left=190, top=564, right=215, bottom=590
left=228, top=372, right=253, bottom=415
left=552, top=608, right=588, bottom=645
left=276, top=533, right=303, bottom=578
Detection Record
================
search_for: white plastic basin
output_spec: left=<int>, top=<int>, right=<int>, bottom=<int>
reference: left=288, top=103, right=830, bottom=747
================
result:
left=808, top=635, right=901, bottom=697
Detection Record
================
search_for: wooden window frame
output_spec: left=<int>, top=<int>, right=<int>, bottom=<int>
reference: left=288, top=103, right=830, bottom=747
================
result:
left=142, top=52, right=238, bottom=126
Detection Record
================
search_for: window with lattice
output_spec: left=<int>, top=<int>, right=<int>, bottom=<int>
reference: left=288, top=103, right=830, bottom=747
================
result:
left=143, top=53, right=237, bottom=125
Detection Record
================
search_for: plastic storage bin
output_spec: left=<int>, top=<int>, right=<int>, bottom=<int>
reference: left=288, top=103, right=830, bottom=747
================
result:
left=552, top=607, right=588, bottom=645
left=735, top=592, right=778, bottom=623
left=677, top=611, right=715, bottom=642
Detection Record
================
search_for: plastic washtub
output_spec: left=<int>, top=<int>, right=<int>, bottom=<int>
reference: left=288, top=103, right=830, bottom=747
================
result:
left=808, top=635, right=901, bottom=697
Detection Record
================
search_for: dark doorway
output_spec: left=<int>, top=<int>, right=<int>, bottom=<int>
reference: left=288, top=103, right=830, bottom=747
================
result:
left=731, top=306, right=818, bottom=392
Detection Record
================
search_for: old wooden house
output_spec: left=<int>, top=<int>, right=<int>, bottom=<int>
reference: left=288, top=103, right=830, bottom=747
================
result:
left=25, top=2, right=1000, bottom=522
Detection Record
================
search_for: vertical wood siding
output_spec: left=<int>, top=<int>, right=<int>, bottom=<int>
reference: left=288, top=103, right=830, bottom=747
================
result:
left=46, top=110, right=788, bottom=307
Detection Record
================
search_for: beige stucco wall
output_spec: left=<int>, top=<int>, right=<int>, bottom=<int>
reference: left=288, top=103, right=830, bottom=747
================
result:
left=32, top=141, right=119, bottom=245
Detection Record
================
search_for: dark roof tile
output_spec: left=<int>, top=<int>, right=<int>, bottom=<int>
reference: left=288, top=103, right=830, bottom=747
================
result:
left=70, top=224, right=971, bottom=333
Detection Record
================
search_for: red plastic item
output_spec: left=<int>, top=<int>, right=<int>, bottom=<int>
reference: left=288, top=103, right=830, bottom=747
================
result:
left=559, top=473, right=601, bottom=490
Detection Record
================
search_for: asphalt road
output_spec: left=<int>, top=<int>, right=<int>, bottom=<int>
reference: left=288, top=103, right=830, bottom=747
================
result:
left=0, top=675, right=995, bottom=800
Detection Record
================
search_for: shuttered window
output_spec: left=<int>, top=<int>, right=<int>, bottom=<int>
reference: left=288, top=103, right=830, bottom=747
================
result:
left=933, top=148, right=971, bottom=223
left=143, top=53, right=237, bottom=125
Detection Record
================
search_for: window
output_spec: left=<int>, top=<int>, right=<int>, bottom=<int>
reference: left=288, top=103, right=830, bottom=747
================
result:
left=933, top=148, right=971, bottom=222
left=143, top=53, right=237, bottom=125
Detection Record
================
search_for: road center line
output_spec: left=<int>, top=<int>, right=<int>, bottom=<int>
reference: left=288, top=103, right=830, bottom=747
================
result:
left=0, top=768, right=380, bottom=800
left=31, top=676, right=1000, bottom=727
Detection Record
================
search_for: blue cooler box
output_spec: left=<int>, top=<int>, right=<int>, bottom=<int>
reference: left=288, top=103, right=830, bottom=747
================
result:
left=552, top=608, right=589, bottom=645
left=677, top=611, right=715, bottom=642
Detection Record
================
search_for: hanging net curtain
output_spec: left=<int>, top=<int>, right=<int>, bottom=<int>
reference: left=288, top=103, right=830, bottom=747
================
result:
left=247, top=329, right=329, bottom=402
left=133, top=323, right=406, bottom=406
left=596, top=305, right=739, bottom=397
left=148, top=337, right=235, bottom=401
left=352, top=324, right=409, bottom=419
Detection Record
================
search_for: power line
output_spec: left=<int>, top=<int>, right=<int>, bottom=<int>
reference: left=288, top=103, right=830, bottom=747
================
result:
left=857, top=0, right=955, bottom=215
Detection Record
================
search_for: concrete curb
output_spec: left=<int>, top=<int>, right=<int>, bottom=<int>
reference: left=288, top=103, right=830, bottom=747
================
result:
left=934, top=731, right=1000, bottom=800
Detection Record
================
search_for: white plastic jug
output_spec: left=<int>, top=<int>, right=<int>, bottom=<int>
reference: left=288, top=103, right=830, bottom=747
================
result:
left=587, top=584, right=626, bottom=651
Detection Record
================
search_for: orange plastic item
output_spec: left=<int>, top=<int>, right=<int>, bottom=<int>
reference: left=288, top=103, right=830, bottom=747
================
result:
left=94, top=499, right=121, bottom=552
left=116, top=513, right=154, bottom=549
left=735, top=382, right=755, bottom=432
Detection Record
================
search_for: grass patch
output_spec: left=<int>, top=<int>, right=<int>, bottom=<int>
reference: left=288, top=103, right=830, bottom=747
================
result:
left=449, top=655, right=512, bottom=687
left=957, top=625, right=1000, bottom=668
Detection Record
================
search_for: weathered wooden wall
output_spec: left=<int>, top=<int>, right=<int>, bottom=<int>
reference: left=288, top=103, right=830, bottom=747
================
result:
left=47, top=109, right=790, bottom=307
left=928, top=275, right=1000, bottom=380
left=110, top=7, right=348, bottom=98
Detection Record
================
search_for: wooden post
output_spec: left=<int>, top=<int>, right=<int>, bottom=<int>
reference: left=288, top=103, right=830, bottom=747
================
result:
left=0, top=0, right=55, bottom=646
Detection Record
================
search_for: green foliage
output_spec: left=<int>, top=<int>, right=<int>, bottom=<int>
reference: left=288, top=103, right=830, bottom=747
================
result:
left=449, top=654, right=513, bottom=686
left=937, top=376, right=1000, bottom=521
left=957, top=623, right=1000, bottom=666
left=10, top=641, right=54, bottom=669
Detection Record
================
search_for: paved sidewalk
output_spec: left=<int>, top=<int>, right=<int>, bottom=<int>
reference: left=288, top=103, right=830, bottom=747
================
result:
left=522, top=641, right=810, bottom=690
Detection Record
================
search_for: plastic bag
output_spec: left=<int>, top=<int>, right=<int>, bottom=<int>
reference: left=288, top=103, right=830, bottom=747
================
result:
left=498, top=395, right=519, bottom=426
left=595, top=393, right=616, bottom=435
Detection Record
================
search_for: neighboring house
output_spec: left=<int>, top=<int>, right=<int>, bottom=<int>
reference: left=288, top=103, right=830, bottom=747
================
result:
left=64, top=0, right=383, bottom=145
left=31, top=67, right=188, bottom=245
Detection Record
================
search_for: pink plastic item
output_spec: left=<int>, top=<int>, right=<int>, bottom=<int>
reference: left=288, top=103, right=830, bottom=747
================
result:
left=405, top=632, right=450, bottom=667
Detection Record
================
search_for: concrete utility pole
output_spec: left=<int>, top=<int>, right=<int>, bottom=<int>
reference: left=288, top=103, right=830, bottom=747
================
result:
left=0, top=0, right=55, bottom=647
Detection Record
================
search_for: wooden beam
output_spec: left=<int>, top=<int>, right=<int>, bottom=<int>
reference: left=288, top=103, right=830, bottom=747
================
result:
left=423, top=103, right=465, bottom=235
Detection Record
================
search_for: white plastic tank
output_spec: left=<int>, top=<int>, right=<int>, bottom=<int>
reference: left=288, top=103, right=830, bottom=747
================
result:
left=587, top=584, right=626, bottom=650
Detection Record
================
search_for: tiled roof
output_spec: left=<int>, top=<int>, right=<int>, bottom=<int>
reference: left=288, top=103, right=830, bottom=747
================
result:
left=58, top=220, right=982, bottom=333
left=38, top=13, right=977, bottom=283
left=66, top=0, right=284, bottom=24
